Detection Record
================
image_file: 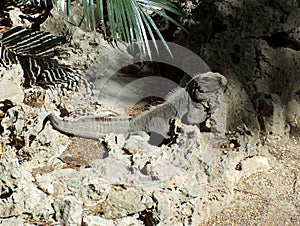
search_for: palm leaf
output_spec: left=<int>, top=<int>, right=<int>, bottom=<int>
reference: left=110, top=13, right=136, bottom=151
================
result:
left=25, top=0, right=185, bottom=58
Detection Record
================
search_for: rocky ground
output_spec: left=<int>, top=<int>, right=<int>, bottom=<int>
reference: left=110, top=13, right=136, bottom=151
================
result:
left=0, top=0, right=299, bottom=225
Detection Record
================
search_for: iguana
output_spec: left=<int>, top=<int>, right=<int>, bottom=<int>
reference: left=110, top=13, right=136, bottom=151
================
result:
left=48, top=72, right=227, bottom=140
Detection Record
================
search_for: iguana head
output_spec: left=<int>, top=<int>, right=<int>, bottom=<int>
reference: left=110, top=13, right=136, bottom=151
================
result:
left=183, top=72, right=227, bottom=131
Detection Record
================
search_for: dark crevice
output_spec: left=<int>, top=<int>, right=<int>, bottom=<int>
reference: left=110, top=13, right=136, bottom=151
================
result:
left=262, top=32, right=300, bottom=51
left=0, top=185, right=13, bottom=199
left=138, top=209, right=159, bottom=226
left=0, top=100, right=14, bottom=135
left=28, top=134, right=36, bottom=146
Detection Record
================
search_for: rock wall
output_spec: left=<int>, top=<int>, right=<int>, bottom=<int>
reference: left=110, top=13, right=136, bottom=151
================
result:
left=177, top=0, right=300, bottom=137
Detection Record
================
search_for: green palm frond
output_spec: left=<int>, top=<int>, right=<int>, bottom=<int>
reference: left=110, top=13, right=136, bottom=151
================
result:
left=99, top=0, right=184, bottom=56
left=27, top=0, right=185, bottom=58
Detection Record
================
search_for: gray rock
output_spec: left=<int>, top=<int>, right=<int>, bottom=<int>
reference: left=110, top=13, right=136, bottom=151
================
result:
left=0, top=217, right=26, bottom=226
left=53, top=195, right=83, bottom=226
left=286, top=99, right=300, bottom=128
left=0, top=65, right=24, bottom=104
left=82, top=216, right=115, bottom=226
left=0, top=161, right=54, bottom=220
left=177, top=0, right=300, bottom=136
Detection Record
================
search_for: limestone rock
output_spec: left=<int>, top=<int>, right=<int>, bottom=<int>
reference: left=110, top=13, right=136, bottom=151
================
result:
left=0, top=65, right=24, bottom=105
left=53, top=196, right=83, bottom=226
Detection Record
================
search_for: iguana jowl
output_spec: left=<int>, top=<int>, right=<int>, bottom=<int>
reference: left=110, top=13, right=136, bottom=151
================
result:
left=49, top=72, right=227, bottom=140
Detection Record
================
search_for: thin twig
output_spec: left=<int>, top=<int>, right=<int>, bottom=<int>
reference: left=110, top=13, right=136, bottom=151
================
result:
left=293, top=175, right=298, bottom=193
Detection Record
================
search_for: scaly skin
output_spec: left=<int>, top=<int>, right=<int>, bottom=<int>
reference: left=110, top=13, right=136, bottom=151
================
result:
left=49, top=98, right=180, bottom=140
left=48, top=72, right=227, bottom=139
